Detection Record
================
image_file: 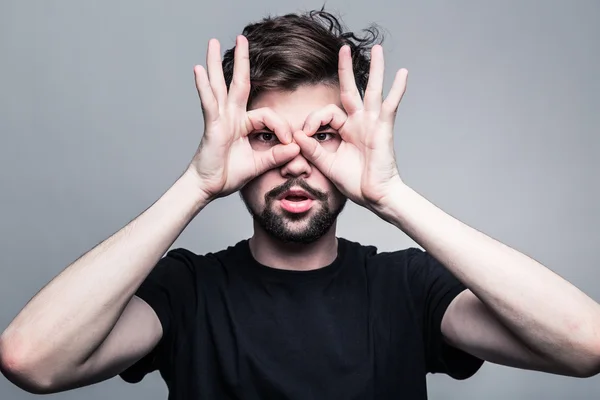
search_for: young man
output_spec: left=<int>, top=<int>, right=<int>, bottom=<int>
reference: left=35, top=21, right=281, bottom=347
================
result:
left=1, top=9, right=599, bottom=400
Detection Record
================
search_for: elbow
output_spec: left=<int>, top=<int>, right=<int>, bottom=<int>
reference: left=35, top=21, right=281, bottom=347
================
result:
left=0, top=334, right=57, bottom=394
left=582, top=343, right=600, bottom=378
left=566, top=338, right=600, bottom=378
left=571, top=361, right=600, bottom=379
left=580, top=326, right=600, bottom=378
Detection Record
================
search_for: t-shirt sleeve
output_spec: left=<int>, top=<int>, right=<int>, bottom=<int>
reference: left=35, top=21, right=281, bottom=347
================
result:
left=119, top=248, right=197, bottom=383
left=405, top=247, right=484, bottom=379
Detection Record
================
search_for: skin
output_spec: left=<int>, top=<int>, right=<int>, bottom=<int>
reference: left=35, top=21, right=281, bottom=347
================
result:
left=292, top=44, right=600, bottom=377
left=194, top=36, right=600, bottom=378
left=1, top=33, right=599, bottom=396
left=240, top=85, right=348, bottom=270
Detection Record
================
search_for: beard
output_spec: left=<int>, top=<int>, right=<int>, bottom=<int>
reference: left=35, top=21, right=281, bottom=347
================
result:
left=240, top=177, right=347, bottom=244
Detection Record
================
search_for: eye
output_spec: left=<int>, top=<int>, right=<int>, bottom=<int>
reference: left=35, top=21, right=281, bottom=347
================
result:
left=249, top=131, right=281, bottom=151
left=313, top=132, right=335, bottom=141
left=253, top=132, right=279, bottom=143
left=311, top=130, right=342, bottom=152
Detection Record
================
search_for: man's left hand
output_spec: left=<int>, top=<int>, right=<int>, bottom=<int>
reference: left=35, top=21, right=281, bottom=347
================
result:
left=293, top=44, right=408, bottom=209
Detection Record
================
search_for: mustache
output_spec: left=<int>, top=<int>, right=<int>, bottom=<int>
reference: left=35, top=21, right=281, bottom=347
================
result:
left=265, top=178, right=328, bottom=202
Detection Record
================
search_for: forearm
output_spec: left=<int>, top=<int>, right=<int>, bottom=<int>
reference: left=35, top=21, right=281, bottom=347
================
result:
left=0, top=170, right=208, bottom=370
left=376, top=182, right=600, bottom=368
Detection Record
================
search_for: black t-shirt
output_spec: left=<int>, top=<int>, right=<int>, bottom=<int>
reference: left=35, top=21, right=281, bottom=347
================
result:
left=119, top=237, right=483, bottom=399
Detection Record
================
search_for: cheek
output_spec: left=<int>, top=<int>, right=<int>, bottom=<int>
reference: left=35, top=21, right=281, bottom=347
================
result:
left=309, top=169, right=344, bottom=201
left=242, top=172, right=277, bottom=205
left=310, top=167, right=335, bottom=190
left=240, top=179, right=260, bottom=206
left=329, top=184, right=345, bottom=204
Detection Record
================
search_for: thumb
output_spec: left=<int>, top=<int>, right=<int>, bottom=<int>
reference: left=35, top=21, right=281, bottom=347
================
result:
left=293, top=131, right=334, bottom=173
left=254, top=142, right=300, bottom=173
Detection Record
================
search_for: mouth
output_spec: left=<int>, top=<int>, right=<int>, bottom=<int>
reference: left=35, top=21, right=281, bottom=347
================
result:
left=277, top=188, right=316, bottom=214
left=277, top=189, right=315, bottom=201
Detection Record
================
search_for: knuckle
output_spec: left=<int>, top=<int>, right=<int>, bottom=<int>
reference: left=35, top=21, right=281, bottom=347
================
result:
left=231, top=77, right=250, bottom=89
left=327, top=103, right=340, bottom=112
left=262, top=107, right=275, bottom=117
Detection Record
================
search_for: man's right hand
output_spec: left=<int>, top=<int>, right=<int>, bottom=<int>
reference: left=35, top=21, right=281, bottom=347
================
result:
left=0, top=34, right=303, bottom=396
left=186, top=35, right=300, bottom=202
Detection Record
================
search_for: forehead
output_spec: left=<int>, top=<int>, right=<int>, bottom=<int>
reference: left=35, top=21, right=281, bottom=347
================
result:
left=249, top=84, right=342, bottom=130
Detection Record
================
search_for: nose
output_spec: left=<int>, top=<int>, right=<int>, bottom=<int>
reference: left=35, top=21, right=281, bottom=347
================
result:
left=280, top=152, right=312, bottom=178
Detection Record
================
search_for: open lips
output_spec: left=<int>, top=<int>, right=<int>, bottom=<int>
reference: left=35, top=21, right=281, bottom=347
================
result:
left=278, top=189, right=316, bottom=213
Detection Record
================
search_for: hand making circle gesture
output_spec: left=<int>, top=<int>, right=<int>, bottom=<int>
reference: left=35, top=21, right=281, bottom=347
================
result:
left=187, top=36, right=300, bottom=201
left=293, top=45, right=408, bottom=209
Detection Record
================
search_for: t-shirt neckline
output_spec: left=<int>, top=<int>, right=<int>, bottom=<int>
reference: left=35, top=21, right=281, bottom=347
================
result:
left=237, top=237, right=347, bottom=282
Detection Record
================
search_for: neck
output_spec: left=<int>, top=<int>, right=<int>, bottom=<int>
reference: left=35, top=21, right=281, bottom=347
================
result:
left=249, top=222, right=339, bottom=271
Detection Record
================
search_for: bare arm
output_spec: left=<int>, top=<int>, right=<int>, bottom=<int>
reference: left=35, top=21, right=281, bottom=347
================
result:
left=442, top=289, right=584, bottom=376
left=0, top=171, right=208, bottom=393
left=0, top=35, right=298, bottom=394
left=379, top=183, right=600, bottom=377
left=291, top=39, right=600, bottom=378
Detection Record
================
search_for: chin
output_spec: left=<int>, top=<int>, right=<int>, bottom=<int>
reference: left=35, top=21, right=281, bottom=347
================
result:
left=265, top=223, right=331, bottom=245
left=246, top=200, right=346, bottom=245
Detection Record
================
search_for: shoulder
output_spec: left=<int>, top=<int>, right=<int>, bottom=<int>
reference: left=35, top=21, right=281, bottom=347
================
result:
left=338, top=238, right=436, bottom=291
left=161, top=239, right=247, bottom=264
left=338, top=239, right=460, bottom=293
left=147, top=243, right=227, bottom=278
left=157, top=240, right=249, bottom=279
left=338, top=237, right=424, bottom=270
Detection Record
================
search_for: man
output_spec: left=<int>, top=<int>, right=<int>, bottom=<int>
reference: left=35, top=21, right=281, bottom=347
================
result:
left=1, top=9, right=599, bottom=400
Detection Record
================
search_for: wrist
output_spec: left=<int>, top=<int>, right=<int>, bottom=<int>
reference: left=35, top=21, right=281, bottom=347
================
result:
left=370, top=181, right=413, bottom=224
left=176, top=169, right=213, bottom=210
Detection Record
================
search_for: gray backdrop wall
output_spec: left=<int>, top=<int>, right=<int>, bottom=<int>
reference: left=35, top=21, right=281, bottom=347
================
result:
left=1, top=0, right=599, bottom=399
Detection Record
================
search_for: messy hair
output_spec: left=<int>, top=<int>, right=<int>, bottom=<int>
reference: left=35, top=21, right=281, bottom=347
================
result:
left=222, top=8, right=383, bottom=106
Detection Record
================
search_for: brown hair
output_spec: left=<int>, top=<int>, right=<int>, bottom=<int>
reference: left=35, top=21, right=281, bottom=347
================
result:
left=222, top=8, right=383, bottom=106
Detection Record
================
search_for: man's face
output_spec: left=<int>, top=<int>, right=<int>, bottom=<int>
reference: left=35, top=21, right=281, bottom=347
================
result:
left=240, top=84, right=347, bottom=244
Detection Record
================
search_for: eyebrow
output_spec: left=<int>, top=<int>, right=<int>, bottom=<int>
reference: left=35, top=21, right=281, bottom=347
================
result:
left=257, top=124, right=334, bottom=133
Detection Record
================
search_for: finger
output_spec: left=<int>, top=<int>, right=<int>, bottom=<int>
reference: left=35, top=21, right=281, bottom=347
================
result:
left=245, top=107, right=292, bottom=144
left=293, top=130, right=334, bottom=174
left=194, top=65, right=218, bottom=123
left=228, top=35, right=251, bottom=109
left=338, top=45, right=363, bottom=115
left=380, top=68, right=408, bottom=125
left=302, top=104, right=348, bottom=138
left=206, top=38, right=227, bottom=106
left=363, top=45, right=384, bottom=113
left=255, top=142, right=300, bottom=173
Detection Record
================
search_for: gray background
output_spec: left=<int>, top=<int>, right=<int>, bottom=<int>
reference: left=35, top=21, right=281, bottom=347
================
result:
left=1, top=0, right=599, bottom=399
